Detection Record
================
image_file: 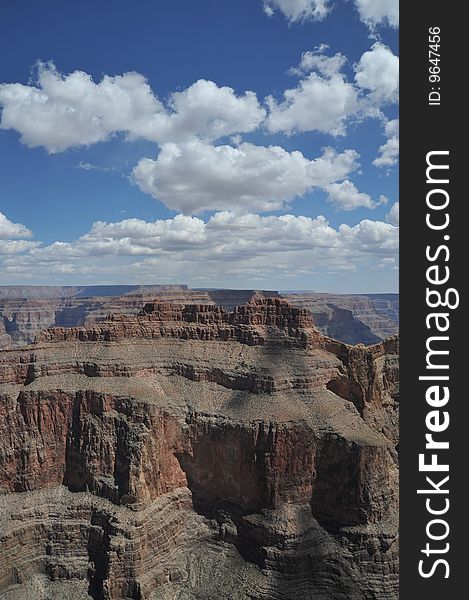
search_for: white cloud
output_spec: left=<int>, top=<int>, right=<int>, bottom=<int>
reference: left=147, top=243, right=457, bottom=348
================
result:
left=266, top=73, right=358, bottom=136
left=1, top=211, right=398, bottom=286
left=163, top=79, right=265, bottom=142
left=262, top=0, right=330, bottom=22
left=354, top=0, right=399, bottom=28
left=386, top=201, right=399, bottom=226
left=0, top=240, right=38, bottom=255
left=0, top=213, right=37, bottom=256
left=266, top=42, right=398, bottom=137
left=0, top=212, right=33, bottom=239
left=339, top=219, right=398, bottom=253
left=4, top=211, right=398, bottom=279
left=206, top=212, right=340, bottom=253
left=326, top=180, right=386, bottom=211
left=354, top=43, right=399, bottom=103
left=76, top=212, right=341, bottom=260
left=0, top=63, right=265, bottom=152
left=304, top=146, right=360, bottom=186
left=76, top=161, right=116, bottom=172
left=289, top=46, right=347, bottom=77
left=132, top=141, right=359, bottom=213
left=0, top=63, right=164, bottom=152
left=80, top=214, right=208, bottom=254
left=261, top=0, right=398, bottom=29
left=1, top=47, right=398, bottom=154
left=373, top=118, right=399, bottom=167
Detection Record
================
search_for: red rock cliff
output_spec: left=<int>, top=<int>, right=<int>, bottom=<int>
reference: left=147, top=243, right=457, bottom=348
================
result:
left=0, top=298, right=398, bottom=600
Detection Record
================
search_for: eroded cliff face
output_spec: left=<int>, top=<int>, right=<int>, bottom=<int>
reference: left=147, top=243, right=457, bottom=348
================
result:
left=0, top=298, right=398, bottom=599
left=0, top=286, right=398, bottom=349
left=285, top=293, right=399, bottom=343
left=0, top=286, right=281, bottom=349
left=0, top=286, right=213, bottom=348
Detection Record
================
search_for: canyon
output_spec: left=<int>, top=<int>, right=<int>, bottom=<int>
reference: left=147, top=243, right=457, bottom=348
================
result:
left=284, top=293, right=399, bottom=345
left=0, top=286, right=278, bottom=349
left=0, top=286, right=398, bottom=349
left=0, top=297, right=399, bottom=599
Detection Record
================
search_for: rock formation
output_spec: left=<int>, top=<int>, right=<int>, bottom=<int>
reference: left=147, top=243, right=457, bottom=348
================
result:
left=0, top=287, right=399, bottom=350
left=0, top=285, right=207, bottom=348
left=284, top=293, right=399, bottom=343
left=0, top=286, right=280, bottom=349
left=0, top=298, right=398, bottom=599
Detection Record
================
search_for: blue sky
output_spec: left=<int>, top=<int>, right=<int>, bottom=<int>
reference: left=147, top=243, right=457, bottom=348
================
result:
left=0, top=0, right=399, bottom=292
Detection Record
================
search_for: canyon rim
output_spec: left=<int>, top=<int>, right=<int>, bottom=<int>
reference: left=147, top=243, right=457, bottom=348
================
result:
left=0, top=1, right=399, bottom=598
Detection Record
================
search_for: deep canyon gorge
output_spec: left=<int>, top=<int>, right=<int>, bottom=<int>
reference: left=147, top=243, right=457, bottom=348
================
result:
left=0, top=294, right=399, bottom=599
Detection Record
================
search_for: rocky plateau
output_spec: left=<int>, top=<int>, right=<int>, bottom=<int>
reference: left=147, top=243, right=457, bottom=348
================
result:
left=0, top=297, right=399, bottom=599
left=0, top=286, right=398, bottom=349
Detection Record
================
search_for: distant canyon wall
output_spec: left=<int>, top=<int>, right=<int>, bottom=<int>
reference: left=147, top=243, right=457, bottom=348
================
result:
left=284, top=292, right=399, bottom=344
left=0, top=286, right=398, bottom=349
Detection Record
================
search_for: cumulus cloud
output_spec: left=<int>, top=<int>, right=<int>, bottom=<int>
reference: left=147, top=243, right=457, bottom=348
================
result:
left=325, top=180, right=386, bottom=211
left=353, top=0, right=399, bottom=28
left=289, top=46, right=347, bottom=77
left=0, top=240, right=38, bottom=255
left=1, top=45, right=398, bottom=152
left=0, top=212, right=33, bottom=239
left=266, top=73, right=358, bottom=136
left=80, top=214, right=208, bottom=254
left=0, top=212, right=37, bottom=256
left=0, top=64, right=163, bottom=152
left=164, top=79, right=265, bottom=142
left=262, top=0, right=330, bottom=22
left=354, top=43, right=399, bottom=103
left=132, top=141, right=359, bottom=213
left=386, top=201, right=399, bottom=226
left=266, top=43, right=398, bottom=136
left=76, top=212, right=341, bottom=260
left=261, top=0, right=398, bottom=28
left=373, top=118, right=399, bottom=167
left=339, top=219, right=398, bottom=253
left=2, top=211, right=398, bottom=284
left=0, top=63, right=265, bottom=152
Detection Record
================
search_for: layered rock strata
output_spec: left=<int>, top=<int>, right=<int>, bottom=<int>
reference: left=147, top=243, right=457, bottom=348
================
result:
left=0, top=287, right=399, bottom=349
left=0, top=298, right=399, bottom=599
left=0, top=286, right=280, bottom=349
left=285, top=293, right=399, bottom=342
